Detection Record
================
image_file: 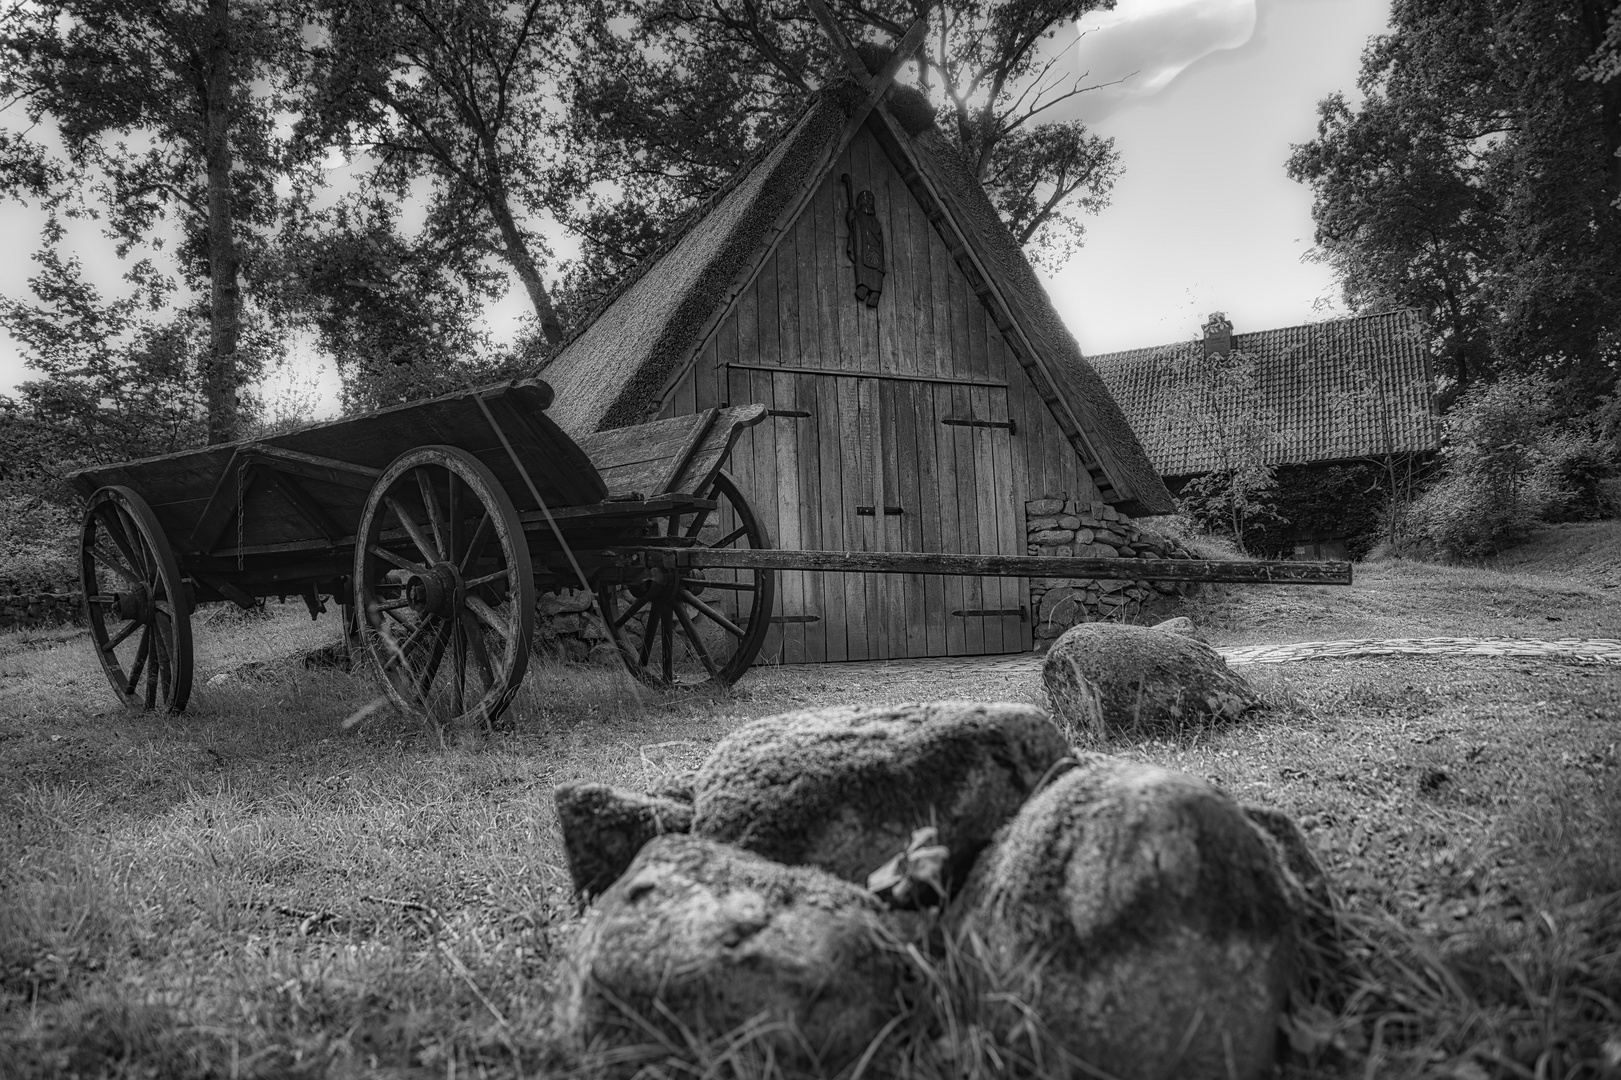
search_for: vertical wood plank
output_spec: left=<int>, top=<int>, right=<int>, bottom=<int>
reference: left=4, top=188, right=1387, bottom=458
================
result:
left=892, top=380, right=928, bottom=656
left=968, top=383, right=1003, bottom=653
left=771, top=372, right=806, bottom=664
left=796, top=372, right=827, bottom=663
left=911, top=377, right=946, bottom=655
left=937, top=382, right=968, bottom=656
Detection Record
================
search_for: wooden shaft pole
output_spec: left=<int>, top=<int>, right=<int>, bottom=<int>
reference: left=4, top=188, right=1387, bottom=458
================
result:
left=661, top=548, right=1352, bottom=585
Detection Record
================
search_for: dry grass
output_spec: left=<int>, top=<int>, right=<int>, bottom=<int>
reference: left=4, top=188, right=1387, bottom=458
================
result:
left=2, top=529, right=1619, bottom=1078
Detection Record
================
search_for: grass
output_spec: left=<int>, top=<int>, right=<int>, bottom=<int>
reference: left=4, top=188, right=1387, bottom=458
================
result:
left=2, top=527, right=1620, bottom=1078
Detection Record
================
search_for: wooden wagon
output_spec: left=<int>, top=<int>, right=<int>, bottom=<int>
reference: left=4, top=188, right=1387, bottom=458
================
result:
left=68, top=377, right=1349, bottom=728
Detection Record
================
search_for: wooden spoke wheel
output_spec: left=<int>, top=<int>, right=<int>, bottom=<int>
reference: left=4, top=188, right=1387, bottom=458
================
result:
left=596, top=471, right=775, bottom=689
left=80, top=486, right=193, bottom=712
left=355, top=446, right=535, bottom=730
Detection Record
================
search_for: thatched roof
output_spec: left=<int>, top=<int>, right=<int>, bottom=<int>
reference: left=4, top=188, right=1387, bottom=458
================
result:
left=1089, top=309, right=1441, bottom=478
left=541, top=78, right=1174, bottom=514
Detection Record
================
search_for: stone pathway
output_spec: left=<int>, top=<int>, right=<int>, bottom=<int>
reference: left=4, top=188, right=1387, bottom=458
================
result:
left=1220, top=637, right=1621, bottom=666
left=786, top=637, right=1621, bottom=678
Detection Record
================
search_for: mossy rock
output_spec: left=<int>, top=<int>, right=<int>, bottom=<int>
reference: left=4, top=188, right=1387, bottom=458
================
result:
left=691, top=700, right=1069, bottom=889
left=557, top=835, right=909, bottom=1071
left=954, top=757, right=1304, bottom=1080
left=1042, top=623, right=1257, bottom=741
left=553, top=782, right=694, bottom=897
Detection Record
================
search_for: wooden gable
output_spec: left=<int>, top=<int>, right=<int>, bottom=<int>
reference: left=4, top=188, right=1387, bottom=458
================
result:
left=653, top=122, right=1103, bottom=663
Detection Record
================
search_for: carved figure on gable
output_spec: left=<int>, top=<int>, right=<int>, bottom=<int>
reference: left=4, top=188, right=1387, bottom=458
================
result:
left=841, top=173, right=886, bottom=307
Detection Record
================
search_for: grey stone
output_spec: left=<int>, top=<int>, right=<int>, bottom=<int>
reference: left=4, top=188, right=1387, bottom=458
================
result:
left=1027, top=498, right=1066, bottom=516
left=692, top=701, right=1069, bottom=888
left=1057, top=515, right=1083, bottom=530
left=954, top=758, right=1302, bottom=1080
left=1027, top=514, right=1063, bottom=532
left=558, top=835, right=908, bottom=1070
left=1151, top=616, right=1205, bottom=642
left=553, top=782, right=694, bottom=896
left=538, top=590, right=594, bottom=616
left=1042, top=623, right=1259, bottom=741
left=1032, top=528, right=1076, bottom=546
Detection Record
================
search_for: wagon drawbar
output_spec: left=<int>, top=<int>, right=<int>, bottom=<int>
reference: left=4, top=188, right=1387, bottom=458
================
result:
left=69, top=376, right=1349, bottom=730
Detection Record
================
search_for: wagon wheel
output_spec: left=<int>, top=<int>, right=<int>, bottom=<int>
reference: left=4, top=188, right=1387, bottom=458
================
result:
left=355, top=446, right=535, bottom=731
left=596, top=471, right=775, bottom=689
left=80, top=486, right=193, bottom=712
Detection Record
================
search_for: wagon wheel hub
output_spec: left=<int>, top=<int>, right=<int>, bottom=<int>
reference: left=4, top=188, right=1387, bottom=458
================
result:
left=114, top=583, right=151, bottom=622
left=406, top=562, right=462, bottom=618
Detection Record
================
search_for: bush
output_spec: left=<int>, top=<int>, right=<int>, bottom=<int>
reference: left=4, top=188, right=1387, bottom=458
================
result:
left=1408, top=374, right=1619, bottom=558
left=0, top=496, right=79, bottom=587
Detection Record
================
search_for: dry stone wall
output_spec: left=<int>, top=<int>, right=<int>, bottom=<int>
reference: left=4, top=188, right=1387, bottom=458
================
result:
left=0, top=583, right=83, bottom=631
left=1025, top=496, right=1197, bottom=643
left=535, top=589, right=613, bottom=662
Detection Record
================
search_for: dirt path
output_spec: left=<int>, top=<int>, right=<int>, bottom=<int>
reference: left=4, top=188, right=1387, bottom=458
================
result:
left=789, top=636, right=1621, bottom=679
left=1220, top=636, right=1621, bottom=665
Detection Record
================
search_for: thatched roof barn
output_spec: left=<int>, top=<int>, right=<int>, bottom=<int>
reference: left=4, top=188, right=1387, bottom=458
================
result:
left=541, top=78, right=1171, bottom=662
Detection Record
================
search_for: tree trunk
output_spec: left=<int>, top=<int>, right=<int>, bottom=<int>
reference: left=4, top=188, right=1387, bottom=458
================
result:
left=487, top=186, right=565, bottom=346
left=203, top=0, right=240, bottom=444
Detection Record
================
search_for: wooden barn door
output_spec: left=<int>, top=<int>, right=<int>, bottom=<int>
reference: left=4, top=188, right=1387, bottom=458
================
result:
left=725, top=366, right=1029, bottom=662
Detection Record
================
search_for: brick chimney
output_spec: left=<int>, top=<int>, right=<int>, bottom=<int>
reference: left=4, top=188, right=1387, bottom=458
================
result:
left=1201, top=312, right=1233, bottom=357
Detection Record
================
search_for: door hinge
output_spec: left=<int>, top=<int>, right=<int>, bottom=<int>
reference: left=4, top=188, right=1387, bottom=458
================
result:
left=855, top=506, right=905, bottom=516
left=951, top=606, right=1028, bottom=621
left=770, top=614, right=822, bottom=624
left=942, top=417, right=1016, bottom=435
left=768, top=408, right=812, bottom=418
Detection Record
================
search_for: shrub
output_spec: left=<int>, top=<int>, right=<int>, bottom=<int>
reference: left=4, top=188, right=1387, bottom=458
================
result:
left=0, top=496, right=79, bottom=587
left=1408, top=374, right=1619, bottom=558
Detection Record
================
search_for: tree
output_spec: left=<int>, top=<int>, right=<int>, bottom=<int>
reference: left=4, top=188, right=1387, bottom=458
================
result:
left=563, top=0, right=1122, bottom=307
left=273, top=193, right=531, bottom=411
left=1322, top=315, right=1439, bottom=548
left=0, top=246, right=205, bottom=504
left=300, top=0, right=577, bottom=345
left=1287, top=0, right=1621, bottom=400
left=1, top=0, right=305, bottom=444
left=1151, top=340, right=1288, bottom=553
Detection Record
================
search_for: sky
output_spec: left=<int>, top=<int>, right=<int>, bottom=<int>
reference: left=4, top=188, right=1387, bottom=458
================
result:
left=0, top=0, right=1393, bottom=403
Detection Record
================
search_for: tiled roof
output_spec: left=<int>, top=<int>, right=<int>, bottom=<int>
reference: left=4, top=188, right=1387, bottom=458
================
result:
left=1088, top=310, right=1442, bottom=477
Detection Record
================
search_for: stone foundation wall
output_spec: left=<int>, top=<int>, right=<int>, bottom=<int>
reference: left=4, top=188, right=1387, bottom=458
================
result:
left=1, top=583, right=84, bottom=632
left=1025, top=497, right=1197, bottom=644
left=536, top=589, right=615, bottom=663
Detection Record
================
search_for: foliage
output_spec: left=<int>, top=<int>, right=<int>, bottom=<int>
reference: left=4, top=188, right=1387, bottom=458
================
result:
left=0, top=248, right=206, bottom=505
left=1249, top=463, right=1390, bottom=561
left=563, top=0, right=1122, bottom=306
left=1287, top=0, right=1621, bottom=399
left=0, top=495, right=78, bottom=585
left=271, top=195, right=531, bottom=411
left=299, top=0, right=580, bottom=346
left=0, top=0, right=309, bottom=443
left=1407, top=373, right=1617, bottom=557
left=1154, top=339, right=1288, bottom=553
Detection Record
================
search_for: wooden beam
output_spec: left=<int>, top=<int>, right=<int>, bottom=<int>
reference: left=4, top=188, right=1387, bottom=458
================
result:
left=190, top=449, right=253, bottom=554
left=245, top=445, right=382, bottom=490
left=260, top=468, right=343, bottom=545
left=656, top=407, right=719, bottom=495
left=658, top=548, right=1353, bottom=586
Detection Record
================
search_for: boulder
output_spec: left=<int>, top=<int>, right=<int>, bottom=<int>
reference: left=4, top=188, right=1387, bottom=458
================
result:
left=553, top=783, right=694, bottom=896
left=692, top=701, right=1069, bottom=889
left=1042, top=623, right=1257, bottom=741
left=953, top=757, right=1303, bottom=1080
left=1150, top=615, right=1205, bottom=642
left=558, top=835, right=910, bottom=1070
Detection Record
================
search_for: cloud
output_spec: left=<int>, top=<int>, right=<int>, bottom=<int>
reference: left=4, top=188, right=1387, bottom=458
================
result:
left=1062, top=0, right=1257, bottom=122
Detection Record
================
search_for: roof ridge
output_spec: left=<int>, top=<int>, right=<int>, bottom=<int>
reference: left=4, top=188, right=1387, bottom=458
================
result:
left=1088, top=309, right=1421, bottom=367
